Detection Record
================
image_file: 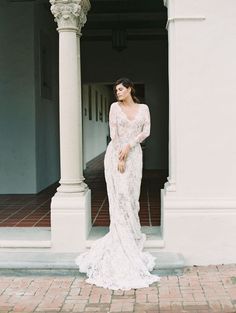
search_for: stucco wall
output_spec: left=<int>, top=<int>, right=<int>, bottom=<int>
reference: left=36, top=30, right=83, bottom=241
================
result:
left=82, top=83, right=113, bottom=168
left=0, top=1, right=60, bottom=194
left=0, top=1, right=36, bottom=193
left=34, top=2, right=60, bottom=192
left=163, top=0, right=236, bottom=265
left=169, top=0, right=236, bottom=198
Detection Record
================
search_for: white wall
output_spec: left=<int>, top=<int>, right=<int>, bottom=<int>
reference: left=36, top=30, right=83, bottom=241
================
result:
left=171, top=0, right=236, bottom=198
left=80, top=39, right=169, bottom=170
left=0, top=1, right=60, bottom=194
left=82, top=84, right=113, bottom=168
left=162, top=0, right=236, bottom=265
left=0, top=1, right=36, bottom=193
left=34, top=2, right=60, bottom=192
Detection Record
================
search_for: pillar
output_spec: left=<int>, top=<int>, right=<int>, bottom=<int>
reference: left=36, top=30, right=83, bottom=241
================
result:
left=162, top=0, right=236, bottom=265
left=49, top=0, right=91, bottom=252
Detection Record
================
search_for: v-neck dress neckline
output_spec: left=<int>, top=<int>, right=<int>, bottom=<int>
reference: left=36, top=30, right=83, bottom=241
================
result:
left=117, top=102, right=142, bottom=122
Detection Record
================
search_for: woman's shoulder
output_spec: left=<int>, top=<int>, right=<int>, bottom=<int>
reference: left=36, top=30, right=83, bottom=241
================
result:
left=140, top=103, right=149, bottom=110
left=110, top=101, right=148, bottom=110
left=110, top=101, right=119, bottom=108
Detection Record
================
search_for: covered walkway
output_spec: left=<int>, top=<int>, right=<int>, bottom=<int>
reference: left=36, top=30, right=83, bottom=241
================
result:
left=0, top=153, right=166, bottom=228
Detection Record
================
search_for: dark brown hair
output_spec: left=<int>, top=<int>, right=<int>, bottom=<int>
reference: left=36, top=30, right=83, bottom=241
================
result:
left=113, top=77, right=140, bottom=103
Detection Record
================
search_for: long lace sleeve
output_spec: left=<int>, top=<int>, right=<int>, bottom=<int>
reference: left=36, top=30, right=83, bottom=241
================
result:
left=128, top=105, right=151, bottom=149
left=109, top=102, right=121, bottom=152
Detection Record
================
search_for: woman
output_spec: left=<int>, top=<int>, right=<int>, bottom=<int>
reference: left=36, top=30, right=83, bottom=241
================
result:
left=75, top=77, right=161, bottom=290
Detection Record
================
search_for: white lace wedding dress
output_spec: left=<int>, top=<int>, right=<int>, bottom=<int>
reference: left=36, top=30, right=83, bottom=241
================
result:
left=75, top=101, right=161, bottom=290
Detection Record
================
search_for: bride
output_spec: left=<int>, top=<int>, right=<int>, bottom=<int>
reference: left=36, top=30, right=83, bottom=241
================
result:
left=75, top=77, right=161, bottom=290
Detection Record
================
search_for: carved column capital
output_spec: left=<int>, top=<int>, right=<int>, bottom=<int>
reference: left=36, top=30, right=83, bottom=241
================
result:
left=76, top=7, right=88, bottom=36
left=49, top=0, right=90, bottom=33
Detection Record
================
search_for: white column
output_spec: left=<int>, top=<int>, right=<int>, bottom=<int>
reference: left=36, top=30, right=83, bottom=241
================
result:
left=163, top=0, right=177, bottom=194
left=49, top=0, right=91, bottom=252
left=162, top=0, right=205, bottom=197
left=162, top=0, right=236, bottom=265
left=76, top=18, right=86, bottom=182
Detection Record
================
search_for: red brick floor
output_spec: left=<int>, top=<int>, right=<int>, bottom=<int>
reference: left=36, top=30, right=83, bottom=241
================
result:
left=0, top=153, right=167, bottom=227
left=0, top=264, right=236, bottom=312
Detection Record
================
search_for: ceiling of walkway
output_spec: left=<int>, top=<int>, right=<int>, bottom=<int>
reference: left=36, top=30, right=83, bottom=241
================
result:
left=9, top=0, right=167, bottom=41
left=85, top=0, right=167, bottom=41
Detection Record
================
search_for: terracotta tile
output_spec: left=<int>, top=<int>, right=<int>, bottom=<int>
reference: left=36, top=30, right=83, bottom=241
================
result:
left=0, top=153, right=166, bottom=227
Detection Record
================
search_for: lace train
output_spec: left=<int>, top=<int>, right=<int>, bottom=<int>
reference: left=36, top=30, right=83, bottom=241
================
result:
left=75, top=228, right=161, bottom=290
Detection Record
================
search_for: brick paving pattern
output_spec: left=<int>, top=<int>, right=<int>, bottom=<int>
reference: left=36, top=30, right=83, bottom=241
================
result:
left=0, top=264, right=235, bottom=312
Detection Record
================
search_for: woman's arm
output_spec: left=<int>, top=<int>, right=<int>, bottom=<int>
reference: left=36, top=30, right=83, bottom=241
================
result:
left=128, top=105, right=151, bottom=148
left=109, top=103, right=126, bottom=173
left=109, top=102, right=121, bottom=152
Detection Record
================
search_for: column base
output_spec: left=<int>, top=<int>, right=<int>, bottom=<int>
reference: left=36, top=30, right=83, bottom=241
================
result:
left=50, top=188, right=91, bottom=252
left=164, top=176, right=176, bottom=192
left=161, top=188, right=236, bottom=265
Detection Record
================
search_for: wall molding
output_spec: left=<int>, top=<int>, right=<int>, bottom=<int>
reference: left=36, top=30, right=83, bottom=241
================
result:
left=166, top=16, right=206, bottom=30
left=164, top=197, right=236, bottom=211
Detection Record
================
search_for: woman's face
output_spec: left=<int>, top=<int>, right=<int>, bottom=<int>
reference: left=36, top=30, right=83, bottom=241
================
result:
left=115, top=83, right=131, bottom=101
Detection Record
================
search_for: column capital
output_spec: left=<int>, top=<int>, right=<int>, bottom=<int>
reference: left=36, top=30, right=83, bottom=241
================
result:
left=49, top=0, right=90, bottom=32
left=76, top=6, right=88, bottom=36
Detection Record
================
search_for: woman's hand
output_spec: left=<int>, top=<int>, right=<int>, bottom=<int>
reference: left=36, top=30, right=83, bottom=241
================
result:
left=119, top=144, right=131, bottom=161
left=117, top=160, right=126, bottom=173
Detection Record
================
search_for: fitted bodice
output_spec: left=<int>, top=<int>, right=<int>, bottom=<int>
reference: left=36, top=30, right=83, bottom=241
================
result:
left=109, top=101, right=151, bottom=151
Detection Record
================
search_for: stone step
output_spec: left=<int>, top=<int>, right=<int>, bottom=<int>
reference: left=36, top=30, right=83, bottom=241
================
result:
left=86, top=226, right=165, bottom=248
left=0, top=227, right=51, bottom=248
left=0, top=226, right=164, bottom=249
left=0, top=227, right=186, bottom=276
left=0, top=251, right=186, bottom=277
